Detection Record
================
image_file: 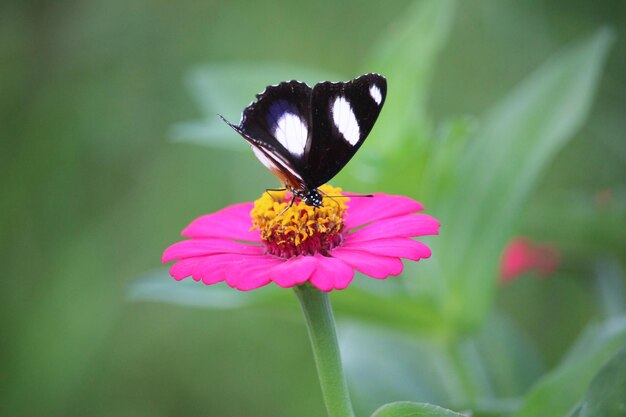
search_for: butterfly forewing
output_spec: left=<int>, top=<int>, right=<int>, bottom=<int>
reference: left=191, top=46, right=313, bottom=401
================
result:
left=306, top=73, right=387, bottom=187
left=222, top=73, right=386, bottom=195
left=239, top=80, right=313, bottom=168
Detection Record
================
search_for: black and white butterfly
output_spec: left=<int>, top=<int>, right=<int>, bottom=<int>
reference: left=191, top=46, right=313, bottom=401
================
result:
left=220, top=73, right=387, bottom=207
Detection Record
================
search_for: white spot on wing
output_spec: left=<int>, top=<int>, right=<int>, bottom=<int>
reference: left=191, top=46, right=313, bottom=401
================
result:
left=251, top=146, right=279, bottom=172
left=273, top=112, right=308, bottom=157
left=274, top=153, right=303, bottom=180
left=332, top=96, right=360, bottom=146
left=251, top=145, right=303, bottom=182
left=369, top=84, right=382, bottom=105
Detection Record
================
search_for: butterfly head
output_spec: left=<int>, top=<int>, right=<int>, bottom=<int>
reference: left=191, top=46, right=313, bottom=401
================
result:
left=295, top=188, right=323, bottom=208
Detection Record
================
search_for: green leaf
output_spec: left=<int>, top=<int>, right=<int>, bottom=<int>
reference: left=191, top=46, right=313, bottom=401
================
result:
left=576, top=344, right=626, bottom=417
left=129, top=269, right=444, bottom=333
left=128, top=268, right=291, bottom=309
left=171, top=63, right=341, bottom=148
left=516, top=315, right=626, bottom=417
left=350, top=0, right=456, bottom=183
left=594, top=259, right=626, bottom=319
left=432, top=28, right=615, bottom=332
left=468, top=313, right=544, bottom=400
left=371, top=401, right=465, bottom=417
left=521, top=189, right=626, bottom=260
left=417, top=116, right=477, bottom=204
left=342, top=313, right=539, bottom=416
left=340, top=323, right=464, bottom=416
left=332, top=278, right=445, bottom=334
left=129, top=270, right=440, bottom=331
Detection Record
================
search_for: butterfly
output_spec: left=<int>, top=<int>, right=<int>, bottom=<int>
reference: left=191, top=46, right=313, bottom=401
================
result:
left=220, top=73, right=387, bottom=208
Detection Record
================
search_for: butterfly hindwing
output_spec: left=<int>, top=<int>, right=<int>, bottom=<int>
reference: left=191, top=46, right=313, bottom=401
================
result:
left=219, top=115, right=307, bottom=191
left=305, top=73, right=387, bottom=187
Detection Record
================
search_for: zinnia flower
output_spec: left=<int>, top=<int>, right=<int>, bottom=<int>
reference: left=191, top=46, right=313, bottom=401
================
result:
left=162, top=185, right=439, bottom=291
left=500, top=237, right=560, bottom=284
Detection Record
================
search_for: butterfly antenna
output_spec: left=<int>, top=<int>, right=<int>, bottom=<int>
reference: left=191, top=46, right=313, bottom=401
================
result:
left=319, top=191, right=374, bottom=200
left=342, top=194, right=374, bottom=198
left=265, top=188, right=287, bottom=200
left=318, top=189, right=375, bottom=207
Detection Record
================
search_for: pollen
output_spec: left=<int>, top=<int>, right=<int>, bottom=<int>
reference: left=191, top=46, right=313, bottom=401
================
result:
left=250, top=184, right=348, bottom=258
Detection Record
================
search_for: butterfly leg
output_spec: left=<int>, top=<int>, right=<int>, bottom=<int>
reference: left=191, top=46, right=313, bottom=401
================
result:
left=264, top=187, right=287, bottom=201
left=273, top=192, right=297, bottom=220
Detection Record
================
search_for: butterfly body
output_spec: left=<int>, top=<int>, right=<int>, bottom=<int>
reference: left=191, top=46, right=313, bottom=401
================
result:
left=294, top=188, right=324, bottom=208
left=221, top=73, right=387, bottom=207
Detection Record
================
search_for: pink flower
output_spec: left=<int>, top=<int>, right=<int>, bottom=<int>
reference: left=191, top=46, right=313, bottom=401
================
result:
left=162, top=185, right=439, bottom=292
left=500, top=237, right=560, bottom=284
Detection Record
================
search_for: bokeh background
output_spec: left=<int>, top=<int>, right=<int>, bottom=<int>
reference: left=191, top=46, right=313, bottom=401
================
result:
left=1, top=1, right=625, bottom=416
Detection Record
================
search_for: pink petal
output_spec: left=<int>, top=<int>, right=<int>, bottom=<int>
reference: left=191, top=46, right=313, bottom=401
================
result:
left=181, top=202, right=261, bottom=242
left=224, top=256, right=282, bottom=291
left=270, top=256, right=318, bottom=288
left=347, top=213, right=440, bottom=242
left=309, top=255, right=354, bottom=291
left=192, top=253, right=261, bottom=285
left=169, top=258, right=202, bottom=281
left=343, top=237, right=432, bottom=261
left=331, top=247, right=403, bottom=279
left=162, top=238, right=263, bottom=263
left=233, top=264, right=273, bottom=291
left=345, top=193, right=424, bottom=229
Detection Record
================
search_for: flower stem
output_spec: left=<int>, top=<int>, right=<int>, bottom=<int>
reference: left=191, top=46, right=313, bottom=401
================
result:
left=294, top=284, right=355, bottom=417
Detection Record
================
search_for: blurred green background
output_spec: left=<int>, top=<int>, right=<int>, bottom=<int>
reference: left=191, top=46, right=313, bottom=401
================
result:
left=1, top=1, right=625, bottom=416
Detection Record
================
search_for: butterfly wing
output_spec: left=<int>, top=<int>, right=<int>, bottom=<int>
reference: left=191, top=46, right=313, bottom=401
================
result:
left=222, top=74, right=386, bottom=191
left=305, top=73, right=387, bottom=187
left=221, top=80, right=315, bottom=189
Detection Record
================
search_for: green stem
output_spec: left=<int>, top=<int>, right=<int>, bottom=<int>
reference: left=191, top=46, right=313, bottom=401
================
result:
left=294, top=284, right=356, bottom=417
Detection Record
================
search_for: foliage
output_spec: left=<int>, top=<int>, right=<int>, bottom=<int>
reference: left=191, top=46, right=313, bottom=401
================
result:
left=3, top=0, right=625, bottom=416
left=132, top=1, right=622, bottom=416
left=371, top=401, right=465, bottom=417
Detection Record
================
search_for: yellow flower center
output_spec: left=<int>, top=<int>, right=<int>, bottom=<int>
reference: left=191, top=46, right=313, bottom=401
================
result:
left=250, top=184, right=348, bottom=258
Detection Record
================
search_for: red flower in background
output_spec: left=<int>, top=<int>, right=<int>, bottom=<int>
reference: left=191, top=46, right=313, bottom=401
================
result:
left=500, top=237, right=560, bottom=284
